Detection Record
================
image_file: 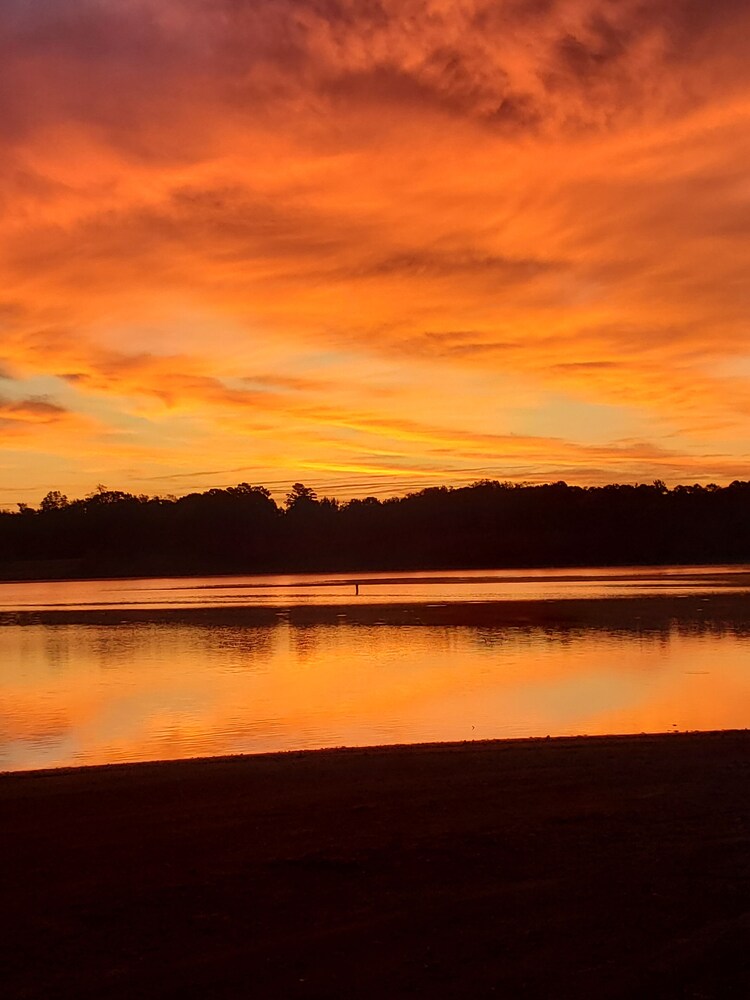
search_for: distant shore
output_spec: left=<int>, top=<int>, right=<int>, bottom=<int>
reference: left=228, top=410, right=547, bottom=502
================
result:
left=3, top=731, right=748, bottom=998
left=4, top=479, right=750, bottom=584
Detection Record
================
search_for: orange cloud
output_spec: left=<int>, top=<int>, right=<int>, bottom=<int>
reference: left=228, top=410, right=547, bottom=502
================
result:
left=1, top=1, right=750, bottom=501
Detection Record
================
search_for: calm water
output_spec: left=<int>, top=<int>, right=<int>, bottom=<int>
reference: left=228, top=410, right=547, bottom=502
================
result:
left=1, top=566, right=749, bottom=770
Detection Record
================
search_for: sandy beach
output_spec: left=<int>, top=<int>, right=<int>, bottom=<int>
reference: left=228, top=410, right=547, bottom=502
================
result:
left=2, top=731, right=749, bottom=998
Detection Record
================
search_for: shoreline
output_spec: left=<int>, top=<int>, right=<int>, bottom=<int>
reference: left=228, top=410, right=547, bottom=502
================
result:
left=3, top=729, right=748, bottom=998
left=4, top=726, right=749, bottom=778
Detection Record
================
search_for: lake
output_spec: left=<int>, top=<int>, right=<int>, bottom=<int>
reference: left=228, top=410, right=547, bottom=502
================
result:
left=1, top=566, right=749, bottom=770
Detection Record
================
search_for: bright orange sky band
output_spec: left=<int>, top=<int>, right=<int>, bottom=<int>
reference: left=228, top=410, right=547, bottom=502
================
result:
left=1, top=0, right=749, bottom=505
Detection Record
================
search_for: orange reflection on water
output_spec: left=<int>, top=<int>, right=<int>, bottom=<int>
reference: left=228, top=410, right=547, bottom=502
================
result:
left=1, top=603, right=749, bottom=771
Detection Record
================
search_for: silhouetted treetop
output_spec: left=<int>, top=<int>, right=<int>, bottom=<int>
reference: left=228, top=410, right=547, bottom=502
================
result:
left=285, top=483, right=318, bottom=510
left=39, top=491, right=69, bottom=512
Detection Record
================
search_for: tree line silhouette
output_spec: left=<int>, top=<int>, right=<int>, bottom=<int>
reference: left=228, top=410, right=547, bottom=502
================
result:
left=1, top=478, right=750, bottom=579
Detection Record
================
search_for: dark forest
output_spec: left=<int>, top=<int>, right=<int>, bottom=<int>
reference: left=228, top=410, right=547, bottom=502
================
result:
left=2, top=479, right=750, bottom=580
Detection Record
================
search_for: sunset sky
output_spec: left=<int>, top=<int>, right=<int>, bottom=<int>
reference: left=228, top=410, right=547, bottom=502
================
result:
left=2, top=0, right=749, bottom=505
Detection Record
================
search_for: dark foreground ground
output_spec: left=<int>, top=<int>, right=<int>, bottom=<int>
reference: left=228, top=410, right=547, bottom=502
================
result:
left=2, top=732, right=749, bottom=999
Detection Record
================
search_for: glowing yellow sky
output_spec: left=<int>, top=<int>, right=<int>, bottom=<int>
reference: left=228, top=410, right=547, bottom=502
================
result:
left=1, top=0, right=749, bottom=504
